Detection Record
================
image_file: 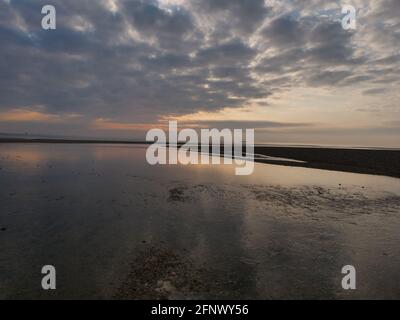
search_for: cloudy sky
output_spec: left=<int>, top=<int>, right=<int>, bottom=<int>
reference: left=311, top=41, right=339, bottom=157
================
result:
left=0, top=0, right=399, bottom=146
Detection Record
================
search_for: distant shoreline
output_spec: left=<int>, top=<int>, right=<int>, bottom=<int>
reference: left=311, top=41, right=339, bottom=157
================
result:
left=1, top=138, right=399, bottom=178
left=0, top=137, right=147, bottom=144
left=253, top=146, right=400, bottom=179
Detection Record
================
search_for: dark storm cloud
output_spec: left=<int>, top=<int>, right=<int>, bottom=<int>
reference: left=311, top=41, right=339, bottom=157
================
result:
left=0, top=0, right=399, bottom=130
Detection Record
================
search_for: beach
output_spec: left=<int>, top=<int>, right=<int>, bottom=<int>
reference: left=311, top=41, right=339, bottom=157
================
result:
left=0, top=143, right=400, bottom=299
left=1, top=143, right=400, bottom=299
left=254, top=146, right=400, bottom=179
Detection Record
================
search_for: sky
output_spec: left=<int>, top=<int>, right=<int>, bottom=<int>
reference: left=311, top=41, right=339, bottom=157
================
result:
left=0, top=0, right=399, bottom=147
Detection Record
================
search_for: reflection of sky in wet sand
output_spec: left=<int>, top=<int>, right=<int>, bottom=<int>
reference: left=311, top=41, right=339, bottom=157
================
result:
left=0, top=144, right=400, bottom=299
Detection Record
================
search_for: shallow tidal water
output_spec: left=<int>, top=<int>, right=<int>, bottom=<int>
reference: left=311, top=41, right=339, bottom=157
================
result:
left=0, top=143, right=400, bottom=299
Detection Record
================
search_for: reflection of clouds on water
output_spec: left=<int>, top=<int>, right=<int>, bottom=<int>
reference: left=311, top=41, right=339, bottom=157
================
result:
left=159, top=182, right=400, bottom=298
left=1, top=144, right=400, bottom=299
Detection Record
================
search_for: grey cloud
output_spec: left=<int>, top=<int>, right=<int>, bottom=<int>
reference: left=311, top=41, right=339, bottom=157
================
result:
left=195, top=39, right=256, bottom=66
left=140, top=53, right=192, bottom=71
left=341, top=75, right=374, bottom=86
left=193, top=0, right=269, bottom=35
left=0, top=0, right=399, bottom=134
left=363, top=88, right=387, bottom=95
left=181, top=120, right=313, bottom=130
left=260, top=16, right=359, bottom=66
left=255, top=17, right=362, bottom=93
left=210, top=66, right=251, bottom=80
left=123, top=0, right=200, bottom=51
left=306, top=70, right=352, bottom=86
left=372, top=54, right=400, bottom=65
left=262, top=15, right=306, bottom=47
left=306, top=21, right=362, bottom=66
left=255, top=48, right=306, bottom=74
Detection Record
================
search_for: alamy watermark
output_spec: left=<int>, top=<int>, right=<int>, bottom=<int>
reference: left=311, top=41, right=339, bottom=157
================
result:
left=41, top=5, right=56, bottom=30
left=341, top=265, right=356, bottom=290
left=341, top=5, right=356, bottom=30
left=145, top=121, right=255, bottom=176
left=41, top=265, right=56, bottom=290
left=40, top=4, right=356, bottom=32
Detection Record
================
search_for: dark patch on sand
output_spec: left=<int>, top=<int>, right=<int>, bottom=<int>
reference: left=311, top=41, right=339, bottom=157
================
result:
left=115, top=246, right=214, bottom=299
left=168, top=187, right=189, bottom=202
left=115, top=245, right=259, bottom=299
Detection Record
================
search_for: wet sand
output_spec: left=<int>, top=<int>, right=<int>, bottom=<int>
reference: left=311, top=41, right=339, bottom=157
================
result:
left=1, top=143, right=400, bottom=299
left=116, top=182, right=400, bottom=299
left=253, top=146, right=400, bottom=179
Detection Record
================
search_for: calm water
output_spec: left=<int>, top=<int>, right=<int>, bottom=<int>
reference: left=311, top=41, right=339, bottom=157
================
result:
left=1, top=143, right=400, bottom=299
